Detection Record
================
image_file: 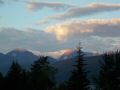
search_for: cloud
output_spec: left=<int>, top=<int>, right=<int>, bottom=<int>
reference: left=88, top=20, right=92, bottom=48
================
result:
left=0, top=0, right=19, bottom=5
left=0, top=0, right=4, bottom=4
left=0, top=27, right=80, bottom=57
left=27, top=1, right=72, bottom=11
left=81, top=36, right=120, bottom=53
left=39, top=3, right=120, bottom=23
left=0, top=26, right=120, bottom=55
left=45, top=18, right=120, bottom=41
left=43, top=49, right=74, bottom=59
left=0, top=27, right=58, bottom=52
left=28, top=49, right=75, bottom=59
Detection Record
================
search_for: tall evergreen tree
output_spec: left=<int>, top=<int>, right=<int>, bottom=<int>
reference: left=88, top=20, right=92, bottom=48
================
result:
left=30, top=56, right=56, bottom=90
left=5, top=61, right=22, bottom=90
left=94, top=51, right=120, bottom=90
left=67, top=43, right=89, bottom=90
left=20, top=69, right=29, bottom=90
left=0, top=72, right=4, bottom=89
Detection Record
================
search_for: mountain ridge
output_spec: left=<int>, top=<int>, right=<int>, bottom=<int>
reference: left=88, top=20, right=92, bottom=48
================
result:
left=0, top=48, right=102, bottom=83
left=0, top=48, right=57, bottom=74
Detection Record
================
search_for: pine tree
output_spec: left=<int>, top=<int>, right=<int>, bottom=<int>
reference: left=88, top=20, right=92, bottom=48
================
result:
left=20, top=69, right=29, bottom=90
left=5, top=61, right=22, bottom=90
left=67, top=43, right=89, bottom=90
left=0, top=72, right=4, bottom=89
left=30, top=56, right=57, bottom=90
left=94, top=51, right=120, bottom=90
left=57, top=84, right=67, bottom=90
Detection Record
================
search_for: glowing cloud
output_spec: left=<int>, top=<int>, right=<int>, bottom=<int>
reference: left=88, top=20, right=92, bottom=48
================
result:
left=45, top=19, right=120, bottom=41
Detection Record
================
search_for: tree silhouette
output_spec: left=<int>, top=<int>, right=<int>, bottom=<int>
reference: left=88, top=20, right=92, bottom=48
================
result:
left=0, top=72, right=4, bottom=89
left=5, top=61, right=23, bottom=90
left=20, top=69, right=29, bottom=90
left=30, top=56, right=57, bottom=90
left=56, top=84, right=67, bottom=90
left=94, top=51, right=120, bottom=90
left=67, top=43, right=89, bottom=90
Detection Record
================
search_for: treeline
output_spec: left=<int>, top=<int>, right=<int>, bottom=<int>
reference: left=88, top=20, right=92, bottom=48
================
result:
left=0, top=44, right=120, bottom=90
left=0, top=56, right=57, bottom=90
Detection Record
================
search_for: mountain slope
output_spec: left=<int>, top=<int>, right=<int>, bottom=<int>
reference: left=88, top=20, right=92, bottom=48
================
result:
left=7, top=48, right=38, bottom=64
left=58, top=49, right=95, bottom=60
left=0, top=53, right=13, bottom=74
left=0, top=48, right=102, bottom=83
left=53, top=55, right=102, bottom=83
left=0, top=49, right=57, bottom=74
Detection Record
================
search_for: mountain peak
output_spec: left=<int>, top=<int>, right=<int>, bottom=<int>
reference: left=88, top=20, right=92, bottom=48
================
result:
left=6, top=48, right=36, bottom=59
left=6, top=48, right=57, bottom=64
left=13, top=48, right=28, bottom=52
left=59, top=49, right=95, bottom=60
left=62, top=49, right=75, bottom=56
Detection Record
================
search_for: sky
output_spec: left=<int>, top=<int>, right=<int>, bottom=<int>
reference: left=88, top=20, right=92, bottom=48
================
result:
left=0, top=0, right=120, bottom=57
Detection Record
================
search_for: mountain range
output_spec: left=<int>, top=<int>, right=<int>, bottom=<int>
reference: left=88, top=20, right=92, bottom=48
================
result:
left=0, top=48, right=102, bottom=83
left=0, top=48, right=56, bottom=74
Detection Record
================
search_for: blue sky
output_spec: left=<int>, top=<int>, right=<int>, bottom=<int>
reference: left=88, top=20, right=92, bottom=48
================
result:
left=0, top=0, right=120, bottom=29
left=0, top=0, right=120, bottom=57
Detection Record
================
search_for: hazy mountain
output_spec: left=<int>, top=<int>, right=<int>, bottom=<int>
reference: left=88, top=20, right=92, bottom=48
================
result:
left=6, top=48, right=39, bottom=65
left=53, top=55, right=102, bottom=83
left=53, top=49, right=101, bottom=83
left=0, top=48, right=57, bottom=74
left=0, top=53, right=13, bottom=74
left=54, top=49, right=102, bottom=83
left=47, top=56, right=57, bottom=63
left=6, top=48, right=57, bottom=63
left=0, top=48, right=102, bottom=83
left=0, top=53, right=9, bottom=61
left=58, top=49, right=96, bottom=60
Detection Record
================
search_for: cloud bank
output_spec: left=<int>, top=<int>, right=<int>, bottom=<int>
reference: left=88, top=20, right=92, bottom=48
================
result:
left=38, top=3, right=120, bottom=24
left=27, top=1, right=72, bottom=11
left=0, top=24, right=120, bottom=56
left=0, top=0, right=19, bottom=4
left=0, top=0, right=4, bottom=4
left=0, top=27, right=58, bottom=52
left=46, top=18, right=120, bottom=41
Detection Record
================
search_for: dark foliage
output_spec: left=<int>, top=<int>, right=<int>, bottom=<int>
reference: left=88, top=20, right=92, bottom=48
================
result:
left=0, top=72, right=4, bottom=89
left=67, top=43, right=90, bottom=90
left=29, top=56, right=57, bottom=90
left=0, top=56, right=57, bottom=90
left=94, top=51, right=120, bottom=90
left=1, top=47, right=120, bottom=90
left=4, top=61, right=23, bottom=90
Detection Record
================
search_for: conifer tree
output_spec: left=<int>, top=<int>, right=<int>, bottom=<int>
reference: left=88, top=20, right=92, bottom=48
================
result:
left=30, top=56, right=56, bottom=90
left=67, top=43, right=89, bottom=90
left=5, top=61, right=22, bottom=90
left=94, top=51, right=120, bottom=90
left=20, top=70, right=29, bottom=90
left=0, top=72, right=4, bottom=89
